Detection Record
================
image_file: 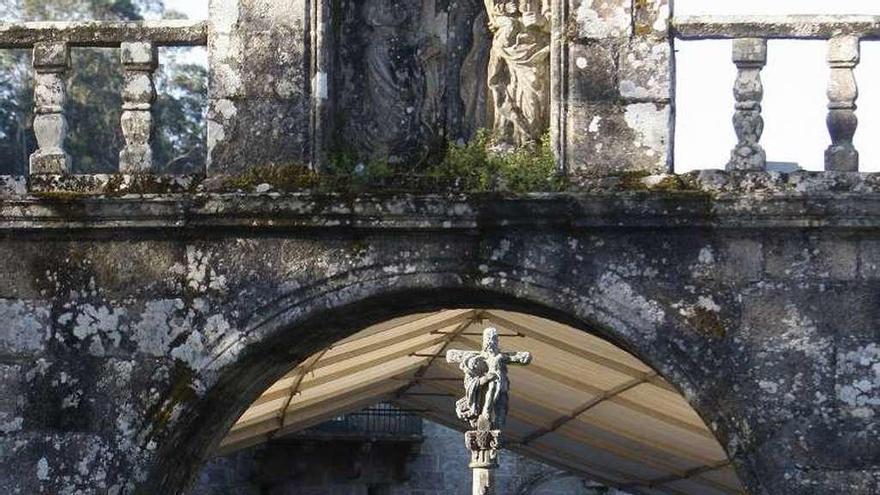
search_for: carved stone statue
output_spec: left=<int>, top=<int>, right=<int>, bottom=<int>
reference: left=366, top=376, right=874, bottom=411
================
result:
left=447, top=327, right=532, bottom=495
left=484, top=0, right=551, bottom=148
left=448, top=327, right=532, bottom=430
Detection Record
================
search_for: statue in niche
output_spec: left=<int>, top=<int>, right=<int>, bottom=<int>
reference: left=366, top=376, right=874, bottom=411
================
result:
left=460, top=9, right=491, bottom=138
left=446, top=327, right=532, bottom=431
left=483, top=0, right=551, bottom=148
left=416, top=0, right=448, bottom=158
left=359, top=0, right=423, bottom=164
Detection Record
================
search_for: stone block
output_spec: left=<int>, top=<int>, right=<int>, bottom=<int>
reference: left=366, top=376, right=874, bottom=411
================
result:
left=571, top=0, right=631, bottom=39
left=208, top=31, right=245, bottom=99
left=618, top=38, right=672, bottom=101
left=210, top=0, right=242, bottom=33
left=240, top=0, right=307, bottom=31
left=765, top=237, right=858, bottom=280
left=719, top=238, right=764, bottom=283
left=0, top=364, right=24, bottom=435
left=632, top=0, right=670, bottom=37
left=120, top=41, right=158, bottom=69
left=207, top=1, right=311, bottom=173
left=241, top=28, right=307, bottom=99
left=568, top=41, right=618, bottom=101
left=208, top=96, right=310, bottom=173
left=32, top=42, right=69, bottom=70
left=732, top=38, right=767, bottom=64
left=0, top=300, right=50, bottom=355
left=566, top=101, right=670, bottom=176
left=860, top=239, right=880, bottom=279
left=828, top=35, right=860, bottom=64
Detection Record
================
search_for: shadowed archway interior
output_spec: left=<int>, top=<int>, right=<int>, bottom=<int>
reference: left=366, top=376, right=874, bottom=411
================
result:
left=216, top=309, right=744, bottom=495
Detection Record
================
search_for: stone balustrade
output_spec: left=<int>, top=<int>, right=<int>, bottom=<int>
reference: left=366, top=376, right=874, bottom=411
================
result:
left=0, top=20, right=206, bottom=176
left=2, top=12, right=880, bottom=186
left=674, top=15, right=880, bottom=172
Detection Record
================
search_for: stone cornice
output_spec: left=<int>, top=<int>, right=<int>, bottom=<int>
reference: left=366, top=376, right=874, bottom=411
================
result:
left=0, top=190, right=878, bottom=232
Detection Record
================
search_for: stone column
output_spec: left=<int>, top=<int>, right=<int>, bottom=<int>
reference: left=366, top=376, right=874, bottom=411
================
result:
left=563, top=0, right=673, bottom=177
left=30, top=42, right=71, bottom=175
left=207, top=0, right=311, bottom=175
left=119, top=41, right=158, bottom=173
left=466, top=429, right=500, bottom=495
left=825, top=35, right=859, bottom=172
left=727, top=38, right=767, bottom=172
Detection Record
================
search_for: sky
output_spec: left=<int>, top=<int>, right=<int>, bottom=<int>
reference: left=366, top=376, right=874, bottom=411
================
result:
left=675, top=0, right=880, bottom=172
left=163, top=0, right=208, bottom=20
left=161, top=0, right=880, bottom=172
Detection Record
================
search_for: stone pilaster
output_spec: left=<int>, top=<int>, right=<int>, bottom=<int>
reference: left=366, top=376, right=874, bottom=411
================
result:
left=207, top=0, right=311, bottom=174
left=728, top=38, right=767, bottom=172
left=30, top=42, right=70, bottom=175
left=563, top=0, right=673, bottom=177
left=825, top=35, right=860, bottom=172
left=119, top=41, right=158, bottom=173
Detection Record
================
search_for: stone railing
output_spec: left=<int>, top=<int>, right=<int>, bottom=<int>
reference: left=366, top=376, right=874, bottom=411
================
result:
left=673, top=15, right=878, bottom=173
left=2, top=12, right=880, bottom=193
left=0, top=20, right=207, bottom=176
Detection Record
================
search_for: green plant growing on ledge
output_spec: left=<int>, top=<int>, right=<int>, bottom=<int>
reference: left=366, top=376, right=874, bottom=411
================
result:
left=429, top=130, right=565, bottom=193
left=221, top=130, right=565, bottom=194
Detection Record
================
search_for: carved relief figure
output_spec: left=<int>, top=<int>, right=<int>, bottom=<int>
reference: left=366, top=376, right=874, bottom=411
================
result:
left=460, top=9, right=491, bottom=137
left=359, top=0, right=422, bottom=163
left=416, top=0, right=449, bottom=156
left=447, top=327, right=532, bottom=431
left=484, top=0, right=551, bottom=147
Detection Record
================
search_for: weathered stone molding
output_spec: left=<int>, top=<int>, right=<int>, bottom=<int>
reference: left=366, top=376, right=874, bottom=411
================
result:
left=0, top=185, right=879, bottom=231
left=0, top=20, right=207, bottom=48
left=674, top=15, right=880, bottom=40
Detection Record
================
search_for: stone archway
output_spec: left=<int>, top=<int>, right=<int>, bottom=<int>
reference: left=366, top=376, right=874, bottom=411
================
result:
left=214, top=308, right=745, bottom=494
left=139, top=276, right=742, bottom=495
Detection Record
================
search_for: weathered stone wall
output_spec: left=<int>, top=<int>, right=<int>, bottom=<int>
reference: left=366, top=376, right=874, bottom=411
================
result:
left=204, top=0, right=676, bottom=176
left=192, top=421, right=618, bottom=494
left=562, top=0, right=672, bottom=176
left=0, top=187, right=877, bottom=494
left=207, top=0, right=311, bottom=173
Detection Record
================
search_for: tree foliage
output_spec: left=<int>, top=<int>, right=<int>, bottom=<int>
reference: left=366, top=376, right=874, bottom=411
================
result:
left=0, top=0, right=206, bottom=174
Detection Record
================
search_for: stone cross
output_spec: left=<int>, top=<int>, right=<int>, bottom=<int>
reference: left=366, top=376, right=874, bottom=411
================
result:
left=446, top=327, right=532, bottom=495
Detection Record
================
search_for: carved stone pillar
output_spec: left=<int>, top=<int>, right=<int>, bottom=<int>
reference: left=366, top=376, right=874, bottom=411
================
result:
left=825, top=35, right=860, bottom=172
left=728, top=38, right=767, bottom=172
left=30, top=42, right=70, bottom=175
left=466, top=429, right=500, bottom=495
left=119, top=41, right=158, bottom=173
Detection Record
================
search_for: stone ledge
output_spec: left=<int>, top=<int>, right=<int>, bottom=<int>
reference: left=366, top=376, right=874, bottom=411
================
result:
left=571, top=170, right=880, bottom=194
left=0, top=20, right=208, bottom=48
left=0, top=189, right=877, bottom=232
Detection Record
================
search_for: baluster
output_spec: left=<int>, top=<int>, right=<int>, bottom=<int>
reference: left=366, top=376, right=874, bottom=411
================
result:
left=728, top=38, right=767, bottom=172
left=119, top=41, right=158, bottom=173
left=825, top=35, right=860, bottom=172
left=30, top=42, right=71, bottom=174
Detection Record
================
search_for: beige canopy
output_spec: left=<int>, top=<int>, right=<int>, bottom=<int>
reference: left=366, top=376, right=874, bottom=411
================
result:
left=220, top=309, right=744, bottom=495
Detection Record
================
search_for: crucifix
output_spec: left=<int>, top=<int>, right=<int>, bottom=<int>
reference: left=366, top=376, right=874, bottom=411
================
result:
left=446, top=327, right=532, bottom=495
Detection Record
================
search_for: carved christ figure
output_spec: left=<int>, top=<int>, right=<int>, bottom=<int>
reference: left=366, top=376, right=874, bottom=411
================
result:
left=447, top=327, right=532, bottom=430
left=484, top=0, right=551, bottom=148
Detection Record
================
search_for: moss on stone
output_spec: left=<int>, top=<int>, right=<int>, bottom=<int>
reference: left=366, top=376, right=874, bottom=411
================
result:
left=221, top=164, right=320, bottom=192
left=688, top=306, right=726, bottom=338
left=614, top=170, right=652, bottom=190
